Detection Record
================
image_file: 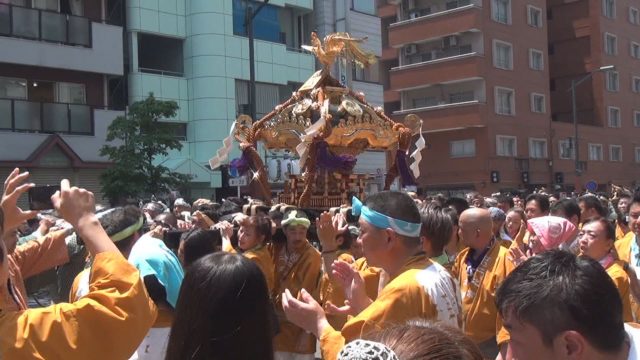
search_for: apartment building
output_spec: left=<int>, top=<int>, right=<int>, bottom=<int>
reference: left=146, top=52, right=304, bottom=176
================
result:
left=382, top=0, right=552, bottom=195
left=548, top=0, right=640, bottom=191
left=381, top=0, right=640, bottom=195
left=126, top=0, right=315, bottom=199
left=0, top=0, right=126, bottom=205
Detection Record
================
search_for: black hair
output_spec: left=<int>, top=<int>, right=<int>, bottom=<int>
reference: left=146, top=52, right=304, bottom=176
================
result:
left=525, top=193, right=550, bottom=213
left=154, top=212, right=178, bottom=229
left=496, top=250, right=625, bottom=353
left=496, top=195, right=514, bottom=209
left=442, top=206, right=459, bottom=226
left=180, top=228, right=222, bottom=267
left=364, top=191, right=421, bottom=246
left=197, top=204, right=220, bottom=224
left=444, top=197, right=470, bottom=217
left=578, top=195, right=607, bottom=218
left=99, top=206, right=143, bottom=253
left=166, top=253, right=274, bottom=360
left=419, top=204, right=453, bottom=254
left=550, top=198, right=581, bottom=223
left=216, top=201, right=241, bottom=218
left=268, top=209, right=284, bottom=222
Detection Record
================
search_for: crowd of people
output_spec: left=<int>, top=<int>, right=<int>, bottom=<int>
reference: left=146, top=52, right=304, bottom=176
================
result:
left=2, top=167, right=640, bottom=359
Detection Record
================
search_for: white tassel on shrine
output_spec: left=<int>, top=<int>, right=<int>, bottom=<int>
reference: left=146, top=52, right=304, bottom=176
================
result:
left=409, top=124, right=425, bottom=179
left=208, top=122, right=236, bottom=170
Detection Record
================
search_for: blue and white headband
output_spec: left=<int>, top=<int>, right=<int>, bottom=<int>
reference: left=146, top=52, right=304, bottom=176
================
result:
left=352, top=197, right=421, bottom=237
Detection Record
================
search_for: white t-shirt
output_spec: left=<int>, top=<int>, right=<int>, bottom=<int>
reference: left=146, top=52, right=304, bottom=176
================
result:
left=626, top=323, right=640, bottom=360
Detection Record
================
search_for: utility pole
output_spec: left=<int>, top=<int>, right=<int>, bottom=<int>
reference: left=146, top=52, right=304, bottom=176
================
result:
left=245, top=0, right=270, bottom=122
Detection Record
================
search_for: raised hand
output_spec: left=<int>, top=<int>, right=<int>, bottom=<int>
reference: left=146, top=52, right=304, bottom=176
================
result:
left=317, top=212, right=339, bottom=252
left=51, top=179, right=117, bottom=255
left=332, top=260, right=371, bottom=314
left=281, top=288, right=330, bottom=337
left=214, top=221, right=234, bottom=240
left=507, top=246, right=529, bottom=268
left=324, top=300, right=356, bottom=317
left=1, top=168, right=38, bottom=232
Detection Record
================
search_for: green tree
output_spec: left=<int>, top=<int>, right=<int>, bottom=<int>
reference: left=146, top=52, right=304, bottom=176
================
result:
left=100, top=93, right=190, bottom=205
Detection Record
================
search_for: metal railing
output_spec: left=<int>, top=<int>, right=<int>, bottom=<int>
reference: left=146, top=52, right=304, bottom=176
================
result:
left=0, top=3, right=91, bottom=47
left=401, top=0, right=472, bottom=22
left=0, top=98, right=94, bottom=135
left=405, top=45, right=473, bottom=65
left=138, top=67, right=184, bottom=77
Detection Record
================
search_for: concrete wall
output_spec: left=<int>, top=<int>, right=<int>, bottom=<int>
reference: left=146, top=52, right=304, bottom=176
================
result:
left=348, top=10, right=382, bottom=56
left=0, top=23, right=124, bottom=75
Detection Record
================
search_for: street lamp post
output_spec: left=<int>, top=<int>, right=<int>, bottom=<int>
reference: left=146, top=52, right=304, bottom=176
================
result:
left=245, top=0, right=270, bottom=122
left=569, top=64, right=615, bottom=180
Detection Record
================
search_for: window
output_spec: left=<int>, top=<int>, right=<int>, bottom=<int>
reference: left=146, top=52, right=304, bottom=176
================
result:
left=352, top=61, right=380, bottom=83
left=530, top=93, right=545, bottom=113
left=634, top=111, right=640, bottom=127
left=233, top=0, right=308, bottom=48
left=450, top=139, right=476, bottom=158
left=495, top=87, right=515, bottom=115
left=352, top=0, right=376, bottom=14
left=610, top=145, right=622, bottom=162
left=633, top=76, right=640, bottom=92
left=0, top=76, right=27, bottom=99
left=529, top=138, right=548, bottom=158
left=608, top=106, right=621, bottom=127
left=559, top=138, right=575, bottom=159
left=449, top=91, right=475, bottom=103
left=529, top=49, right=544, bottom=70
left=606, top=71, right=619, bottom=91
left=588, top=144, right=604, bottom=161
left=56, top=83, right=85, bottom=104
left=631, top=7, right=640, bottom=24
left=412, top=97, right=438, bottom=108
left=496, top=135, right=517, bottom=157
left=138, top=34, right=184, bottom=76
left=603, top=0, right=616, bottom=18
left=492, top=0, right=511, bottom=24
left=493, top=40, right=513, bottom=70
left=631, top=42, right=640, bottom=58
left=528, top=6, right=543, bottom=27
left=635, top=147, right=640, bottom=163
left=236, top=80, right=283, bottom=119
left=604, top=33, right=617, bottom=55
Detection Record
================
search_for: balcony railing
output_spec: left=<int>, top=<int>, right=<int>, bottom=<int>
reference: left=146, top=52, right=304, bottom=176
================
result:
left=398, top=0, right=473, bottom=23
left=0, top=98, right=94, bottom=135
left=0, top=4, right=91, bottom=47
left=393, top=99, right=481, bottom=115
left=404, top=45, right=473, bottom=66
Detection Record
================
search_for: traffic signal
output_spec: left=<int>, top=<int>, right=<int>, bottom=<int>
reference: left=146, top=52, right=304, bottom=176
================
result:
left=555, top=172, right=564, bottom=184
left=490, top=171, right=500, bottom=183
left=521, top=171, right=530, bottom=184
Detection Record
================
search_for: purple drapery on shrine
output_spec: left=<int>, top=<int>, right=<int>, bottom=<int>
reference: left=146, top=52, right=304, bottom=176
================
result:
left=316, top=141, right=357, bottom=172
left=230, top=151, right=250, bottom=176
left=395, top=150, right=416, bottom=187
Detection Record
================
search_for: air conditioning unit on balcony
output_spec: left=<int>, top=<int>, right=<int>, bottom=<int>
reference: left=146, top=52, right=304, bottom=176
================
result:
left=442, top=35, right=459, bottom=48
left=404, top=44, right=418, bottom=56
